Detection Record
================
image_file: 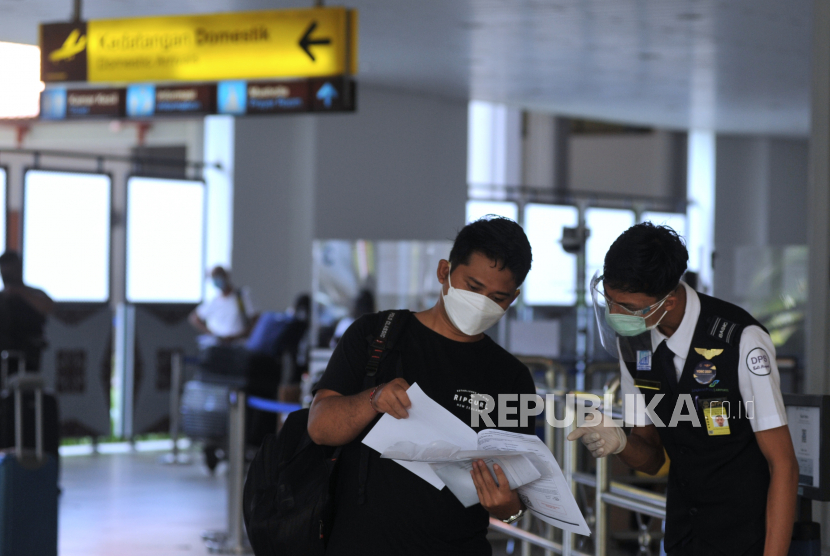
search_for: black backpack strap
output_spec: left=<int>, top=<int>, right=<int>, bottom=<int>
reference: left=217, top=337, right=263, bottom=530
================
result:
left=357, top=309, right=411, bottom=505
left=362, top=309, right=410, bottom=385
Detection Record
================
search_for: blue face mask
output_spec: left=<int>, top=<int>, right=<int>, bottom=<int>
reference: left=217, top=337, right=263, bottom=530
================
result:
left=212, top=277, right=227, bottom=290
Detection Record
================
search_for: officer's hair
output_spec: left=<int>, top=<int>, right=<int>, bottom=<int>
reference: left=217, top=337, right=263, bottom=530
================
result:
left=449, top=216, right=533, bottom=287
left=603, top=223, right=688, bottom=299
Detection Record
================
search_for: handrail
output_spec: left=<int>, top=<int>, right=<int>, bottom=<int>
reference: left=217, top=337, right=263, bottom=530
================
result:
left=488, top=518, right=593, bottom=556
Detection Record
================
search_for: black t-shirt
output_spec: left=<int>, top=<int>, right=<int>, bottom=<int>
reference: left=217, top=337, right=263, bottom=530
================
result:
left=315, top=312, right=536, bottom=556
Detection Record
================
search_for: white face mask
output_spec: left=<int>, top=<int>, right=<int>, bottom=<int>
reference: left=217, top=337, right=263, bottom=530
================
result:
left=441, top=267, right=508, bottom=336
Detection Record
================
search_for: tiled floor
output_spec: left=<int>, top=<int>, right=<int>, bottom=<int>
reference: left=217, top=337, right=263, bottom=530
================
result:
left=57, top=444, right=639, bottom=556
left=60, top=446, right=228, bottom=556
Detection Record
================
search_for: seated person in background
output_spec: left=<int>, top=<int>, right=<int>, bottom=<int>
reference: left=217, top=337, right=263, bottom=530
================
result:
left=189, top=266, right=260, bottom=347
left=329, top=288, right=375, bottom=348
left=0, top=251, right=54, bottom=372
left=278, top=294, right=311, bottom=403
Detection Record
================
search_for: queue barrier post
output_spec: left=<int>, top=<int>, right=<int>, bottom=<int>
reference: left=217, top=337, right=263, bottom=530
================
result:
left=202, top=389, right=250, bottom=554
left=161, top=351, right=191, bottom=465
left=203, top=393, right=302, bottom=554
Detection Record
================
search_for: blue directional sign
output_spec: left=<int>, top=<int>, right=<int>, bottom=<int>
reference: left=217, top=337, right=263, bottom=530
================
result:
left=127, top=84, right=156, bottom=117
left=40, top=88, right=67, bottom=120
left=218, top=81, right=248, bottom=115
left=316, top=82, right=338, bottom=108
left=310, top=77, right=354, bottom=111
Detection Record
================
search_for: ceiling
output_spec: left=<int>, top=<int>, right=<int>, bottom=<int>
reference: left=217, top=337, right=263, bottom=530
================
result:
left=0, top=0, right=814, bottom=135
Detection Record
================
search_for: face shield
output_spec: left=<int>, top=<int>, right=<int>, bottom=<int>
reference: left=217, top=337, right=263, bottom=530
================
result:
left=590, top=271, right=658, bottom=363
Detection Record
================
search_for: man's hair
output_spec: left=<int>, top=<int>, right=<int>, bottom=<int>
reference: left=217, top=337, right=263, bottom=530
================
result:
left=0, top=251, right=21, bottom=266
left=448, top=216, right=532, bottom=287
left=603, top=223, right=688, bottom=299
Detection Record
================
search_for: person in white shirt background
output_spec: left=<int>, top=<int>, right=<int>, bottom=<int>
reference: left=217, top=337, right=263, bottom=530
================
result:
left=189, top=266, right=259, bottom=346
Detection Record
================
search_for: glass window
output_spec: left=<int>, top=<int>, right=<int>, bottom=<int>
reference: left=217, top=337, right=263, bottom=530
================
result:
left=523, top=204, right=579, bottom=306
left=585, top=208, right=636, bottom=295
left=0, top=42, right=42, bottom=119
left=641, top=211, right=686, bottom=240
left=126, top=177, right=205, bottom=303
left=23, top=170, right=111, bottom=302
left=465, top=200, right=518, bottom=224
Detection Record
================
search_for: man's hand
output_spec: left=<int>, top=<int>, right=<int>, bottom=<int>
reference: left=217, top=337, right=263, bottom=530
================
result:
left=370, top=378, right=412, bottom=419
left=470, top=460, right=522, bottom=521
left=567, top=412, right=627, bottom=458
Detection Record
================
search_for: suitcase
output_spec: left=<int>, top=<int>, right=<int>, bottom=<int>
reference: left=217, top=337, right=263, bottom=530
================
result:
left=0, top=352, right=60, bottom=462
left=0, top=374, right=59, bottom=556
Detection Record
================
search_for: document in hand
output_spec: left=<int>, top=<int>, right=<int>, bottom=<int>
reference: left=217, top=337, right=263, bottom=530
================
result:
left=362, top=383, right=591, bottom=536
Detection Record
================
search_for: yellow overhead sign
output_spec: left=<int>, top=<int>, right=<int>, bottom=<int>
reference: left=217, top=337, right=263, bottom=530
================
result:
left=40, top=7, right=358, bottom=83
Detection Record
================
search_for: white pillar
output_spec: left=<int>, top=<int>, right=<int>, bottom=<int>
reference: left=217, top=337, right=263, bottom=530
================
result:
left=807, top=0, right=830, bottom=549
left=686, top=130, right=716, bottom=294
left=807, top=1, right=830, bottom=397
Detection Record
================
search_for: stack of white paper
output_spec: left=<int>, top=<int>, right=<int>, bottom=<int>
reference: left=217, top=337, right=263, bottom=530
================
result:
left=362, top=383, right=591, bottom=536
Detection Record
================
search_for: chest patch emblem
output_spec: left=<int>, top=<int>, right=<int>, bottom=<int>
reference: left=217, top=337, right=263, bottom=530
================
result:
left=636, top=350, right=652, bottom=371
left=693, top=361, right=717, bottom=385
left=694, top=348, right=724, bottom=360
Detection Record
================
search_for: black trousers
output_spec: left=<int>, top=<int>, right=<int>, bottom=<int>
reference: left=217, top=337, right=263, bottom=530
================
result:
left=667, top=535, right=764, bottom=556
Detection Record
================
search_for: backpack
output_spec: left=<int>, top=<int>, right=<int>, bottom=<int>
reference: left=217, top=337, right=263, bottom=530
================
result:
left=242, top=309, right=411, bottom=556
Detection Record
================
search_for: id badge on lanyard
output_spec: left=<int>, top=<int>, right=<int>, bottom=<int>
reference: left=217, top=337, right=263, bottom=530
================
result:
left=697, top=397, right=731, bottom=436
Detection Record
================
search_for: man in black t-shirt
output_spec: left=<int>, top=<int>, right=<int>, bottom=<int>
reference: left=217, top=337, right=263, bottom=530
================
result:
left=308, top=217, right=535, bottom=556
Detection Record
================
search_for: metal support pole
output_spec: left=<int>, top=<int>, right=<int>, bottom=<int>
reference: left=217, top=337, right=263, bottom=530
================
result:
left=594, top=450, right=608, bottom=556
left=544, top=403, right=556, bottom=556
left=562, top=397, right=578, bottom=556
left=521, top=513, right=532, bottom=556
left=204, top=390, right=251, bottom=554
left=594, top=380, right=620, bottom=556
left=228, top=390, right=247, bottom=553
left=171, top=352, right=182, bottom=458
left=162, top=351, right=189, bottom=465
left=574, top=200, right=589, bottom=391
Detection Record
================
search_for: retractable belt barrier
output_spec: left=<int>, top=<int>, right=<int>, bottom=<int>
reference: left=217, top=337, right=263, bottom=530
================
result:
left=246, top=396, right=302, bottom=415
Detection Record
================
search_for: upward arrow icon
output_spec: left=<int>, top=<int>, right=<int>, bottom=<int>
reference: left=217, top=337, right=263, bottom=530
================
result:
left=316, top=82, right=338, bottom=108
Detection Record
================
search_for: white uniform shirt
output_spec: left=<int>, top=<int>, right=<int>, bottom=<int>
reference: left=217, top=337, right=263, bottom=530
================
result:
left=619, top=281, right=787, bottom=432
left=195, top=287, right=257, bottom=338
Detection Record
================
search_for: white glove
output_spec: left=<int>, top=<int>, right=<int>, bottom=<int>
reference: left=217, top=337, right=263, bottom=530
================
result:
left=566, top=412, right=627, bottom=458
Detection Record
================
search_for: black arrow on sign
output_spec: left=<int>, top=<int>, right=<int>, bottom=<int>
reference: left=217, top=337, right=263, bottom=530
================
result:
left=299, top=22, right=331, bottom=61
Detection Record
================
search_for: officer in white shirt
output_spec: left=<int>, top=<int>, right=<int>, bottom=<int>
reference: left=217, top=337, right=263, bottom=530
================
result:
left=568, top=223, right=798, bottom=556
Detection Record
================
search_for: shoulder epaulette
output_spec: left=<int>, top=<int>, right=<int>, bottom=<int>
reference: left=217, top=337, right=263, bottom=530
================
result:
left=707, top=316, right=743, bottom=346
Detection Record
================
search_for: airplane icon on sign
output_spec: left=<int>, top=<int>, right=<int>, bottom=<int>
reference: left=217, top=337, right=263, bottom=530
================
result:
left=49, top=29, right=87, bottom=62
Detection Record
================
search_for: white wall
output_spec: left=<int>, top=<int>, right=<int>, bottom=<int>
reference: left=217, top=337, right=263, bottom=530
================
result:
left=569, top=131, right=681, bottom=198
left=315, top=87, right=467, bottom=240
left=231, top=115, right=317, bottom=314
left=713, top=136, right=809, bottom=299
left=228, top=86, right=468, bottom=312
